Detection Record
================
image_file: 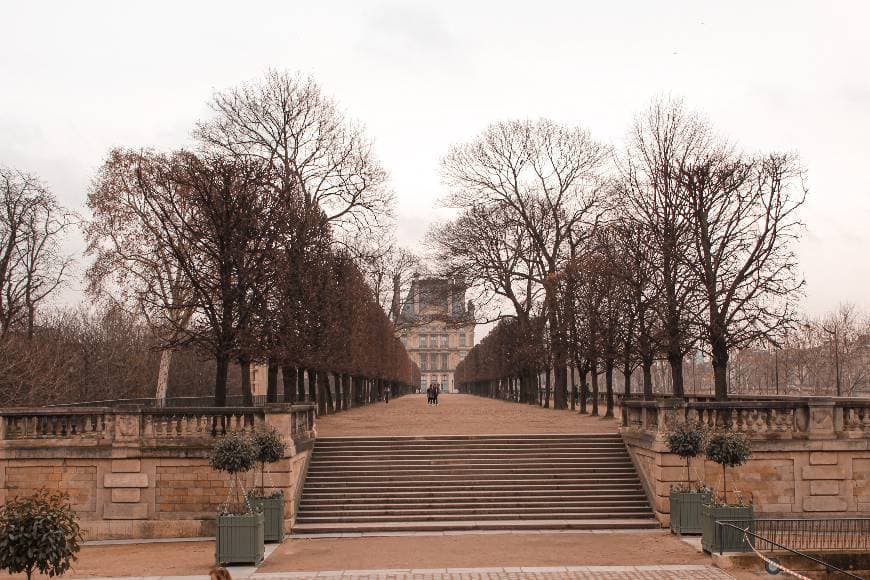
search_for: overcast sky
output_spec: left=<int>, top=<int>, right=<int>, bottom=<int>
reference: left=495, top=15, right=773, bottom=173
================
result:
left=1, top=0, right=868, bottom=318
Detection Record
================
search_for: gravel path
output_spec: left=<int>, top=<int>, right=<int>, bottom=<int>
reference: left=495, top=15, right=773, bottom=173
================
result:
left=316, top=394, right=619, bottom=437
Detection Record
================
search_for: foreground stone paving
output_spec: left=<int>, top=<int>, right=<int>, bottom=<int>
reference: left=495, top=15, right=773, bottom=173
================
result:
left=251, top=564, right=733, bottom=579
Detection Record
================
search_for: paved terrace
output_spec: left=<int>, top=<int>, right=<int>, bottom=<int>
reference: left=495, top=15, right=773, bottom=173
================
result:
left=315, top=393, right=619, bottom=436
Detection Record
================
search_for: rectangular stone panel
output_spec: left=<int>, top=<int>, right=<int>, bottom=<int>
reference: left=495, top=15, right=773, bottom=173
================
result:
left=803, top=496, right=848, bottom=512
left=103, top=502, right=148, bottom=520
left=809, top=452, right=839, bottom=465
left=801, top=465, right=846, bottom=480
left=853, top=459, right=870, bottom=499
left=810, top=481, right=840, bottom=496
left=111, top=488, right=141, bottom=503
left=104, top=473, right=149, bottom=488
left=111, top=459, right=141, bottom=473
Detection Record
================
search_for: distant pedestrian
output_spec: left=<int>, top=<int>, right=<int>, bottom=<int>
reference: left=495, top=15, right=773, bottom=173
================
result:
left=384, top=389, right=390, bottom=404
left=433, top=385, right=439, bottom=406
left=426, top=384, right=433, bottom=405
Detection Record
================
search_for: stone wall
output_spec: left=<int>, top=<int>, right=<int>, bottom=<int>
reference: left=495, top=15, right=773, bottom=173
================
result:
left=620, top=398, right=870, bottom=526
left=0, top=404, right=315, bottom=540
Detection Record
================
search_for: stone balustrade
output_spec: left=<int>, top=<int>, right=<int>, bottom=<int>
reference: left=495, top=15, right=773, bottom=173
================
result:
left=0, top=404, right=316, bottom=540
left=620, top=397, right=870, bottom=527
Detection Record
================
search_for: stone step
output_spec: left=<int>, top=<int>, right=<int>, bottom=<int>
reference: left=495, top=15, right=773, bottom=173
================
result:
left=297, top=510, right=656, bottom=524
left=301, top=493, right=647, bottom=505
left=309, top=455, right=631, bottom=466
left=292, top=518, right=661, bottom=534
left=305, top=473, right=640, bottom=486
left=314, top=443, right=626, bottom=452
left=302, top=488, right=646, bottom=501
left=315, top=434, right=622, bottom=443
left=297, top=504, right=651, bottom=517
left=307, top=462, right=633, bottom=474
left=297, top=433, right=654, bottom=535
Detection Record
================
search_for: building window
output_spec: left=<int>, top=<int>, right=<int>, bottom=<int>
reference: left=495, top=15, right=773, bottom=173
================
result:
left=419, top=335, right=427, bottom=348
left=430, top=334, right=438, bottom=348
left=459, top=333, right=466, bottom=347
left=441, top=352, right=449, bottom=370
left=419, top=353, right=427, bottom=370
left=441, top=334, right=449, bottom=347
left=441, top=374, right=448, bottom=389
left=430, top=352, right=438, bottom=370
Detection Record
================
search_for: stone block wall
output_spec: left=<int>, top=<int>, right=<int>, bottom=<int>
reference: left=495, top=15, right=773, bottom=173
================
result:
left=621, top=398, right=870, bottom=526
left=0, top=405, right=315, bottom=540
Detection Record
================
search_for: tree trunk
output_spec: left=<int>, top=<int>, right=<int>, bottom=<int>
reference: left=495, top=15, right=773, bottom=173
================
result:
left=240, top=358, right=253, bottom=406
left=668, top=350, right=686, bottom=398
left=282, top=365, right=296, bottom=403
left=590, top=365, right=600, bottom=417
left=712, top=339, right=729, bottom=401
left=297, top=367, right=306, bottom=402
left=155, top=348, right=173, bottom=405
left=214, top=353, right=229, bottom=407
left=570, top=366, right=576, bottom=411
left=544, top=368, right=551, bottom=408
left=604, top=358, right=615, bottom=418
left=623, top=357, right=632, bottom=398
left=553, top=364, right=567, bottom=410
left=308, top=369, right=318, bottom=409
left=267, top=359, right=279, bottom=403
left=642, top=358, right=653, bottom=400
left=578, top=365, right=588, bottom=414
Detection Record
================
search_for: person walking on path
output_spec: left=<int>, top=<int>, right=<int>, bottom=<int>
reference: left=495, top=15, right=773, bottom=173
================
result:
left=433, top=385, right=439, bottom=406
left=384, top=388, right=390, bottom=404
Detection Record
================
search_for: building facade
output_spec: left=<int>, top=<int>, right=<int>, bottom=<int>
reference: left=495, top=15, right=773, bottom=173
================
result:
left=398, top=277, right=475, bottom=393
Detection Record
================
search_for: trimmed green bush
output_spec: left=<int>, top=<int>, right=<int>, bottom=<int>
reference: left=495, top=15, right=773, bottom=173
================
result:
left=666, top=421, right=705, bottom=485
left=705, top=432, right=752, bottom=505
left=211, top=432, right=257, bottom=514
left=0, top=489, right=82, bottom=580
left=250, top=428, right=286, bottom=498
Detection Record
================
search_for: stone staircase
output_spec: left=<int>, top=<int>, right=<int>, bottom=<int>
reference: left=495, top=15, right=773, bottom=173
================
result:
left=293, top=433, right=659, bottom=534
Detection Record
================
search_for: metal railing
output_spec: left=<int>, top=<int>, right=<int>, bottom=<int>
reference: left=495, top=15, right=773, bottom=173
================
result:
left=720, top=518, right=870, bottom=553
left=718, top=519, right=869, bottom=579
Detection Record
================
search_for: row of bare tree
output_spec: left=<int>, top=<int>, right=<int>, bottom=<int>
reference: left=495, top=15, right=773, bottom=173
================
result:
left=1, top=70, right=420, bottom=407
left=442, top=98, right=808, bottom=409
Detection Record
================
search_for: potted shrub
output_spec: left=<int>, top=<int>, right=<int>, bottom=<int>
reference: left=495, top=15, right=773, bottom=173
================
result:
left=666, top=421, right=711, bottom=535
left=0, top=489, right=82, bottom=580
left=701, top=432, right=754, bottom=553
left=248, top=428, right=287, bottom=542
left=211, top=432, right=264, bottom=565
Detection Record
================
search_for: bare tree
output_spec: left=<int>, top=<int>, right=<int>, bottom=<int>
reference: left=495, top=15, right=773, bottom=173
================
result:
left=86, top=149, right=196, bottom=403
left=442, top=119, right=609, bottom=409
left=680, top=150, right=806, bottom=399
left=194, top=69, right=393, bottom=243
left=617, top=98, right=713, bottom=398
left=0, top=166, right=75, bottom=340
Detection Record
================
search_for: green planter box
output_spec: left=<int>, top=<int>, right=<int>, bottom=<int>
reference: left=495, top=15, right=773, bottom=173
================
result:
left=215, top=511, right=264, bottom=565
left=249, top=493, right=285, bottom=543
left=701, top=503, right=754, bottom=554
left=669, top=490, right=712, bottom=535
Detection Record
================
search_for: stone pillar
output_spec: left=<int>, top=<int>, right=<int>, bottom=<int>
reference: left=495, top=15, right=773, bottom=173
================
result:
left=105, top=410, right=150, bottom=521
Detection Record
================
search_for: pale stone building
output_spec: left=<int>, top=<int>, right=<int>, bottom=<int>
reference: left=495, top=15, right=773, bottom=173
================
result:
left=397, top=277, right=475, bottom=393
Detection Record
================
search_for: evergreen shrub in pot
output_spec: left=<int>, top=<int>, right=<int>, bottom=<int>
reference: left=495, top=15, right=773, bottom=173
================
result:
left=701, top=432, right=754, bottom=553
left=666, top=421, right=711, bottom=535
left=211, top=432, right=264, bottom=565
left=248, top=428, right=287, bottom=542
left=0, top=489, right=82, bottom=580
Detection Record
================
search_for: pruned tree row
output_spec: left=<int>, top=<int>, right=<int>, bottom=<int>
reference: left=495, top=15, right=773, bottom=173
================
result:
left=446, top=99, right=808, bottom=407
left=1, top=70, right=419, bottom=408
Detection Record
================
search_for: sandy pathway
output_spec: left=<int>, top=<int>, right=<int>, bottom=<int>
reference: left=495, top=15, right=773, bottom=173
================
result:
left=316, top=393, right=619, bottom=437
